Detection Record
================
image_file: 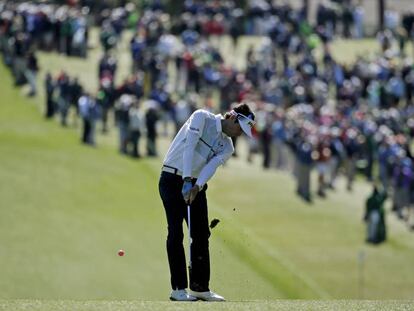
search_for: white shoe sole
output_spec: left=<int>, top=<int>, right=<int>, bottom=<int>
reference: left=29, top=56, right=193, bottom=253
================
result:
left=195, top=298, right=225, bottom=302
left=189, top=293, right=225, bottom=302
left=169, top=297, right=198, bottom=302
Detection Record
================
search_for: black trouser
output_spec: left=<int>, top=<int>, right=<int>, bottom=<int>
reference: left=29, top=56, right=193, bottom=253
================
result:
left=45, top=96, right=55, bottom=118
left=82, top=118, right=91, bottom=144
left=129, top=130, right=141, bottom=157
left=158, top=171, right=210, bottom=292
left=147, top=131, right=157, bottom=156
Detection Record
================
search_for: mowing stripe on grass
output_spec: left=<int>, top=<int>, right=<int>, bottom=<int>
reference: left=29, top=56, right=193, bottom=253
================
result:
left=211, top=203, right=331, bottom=299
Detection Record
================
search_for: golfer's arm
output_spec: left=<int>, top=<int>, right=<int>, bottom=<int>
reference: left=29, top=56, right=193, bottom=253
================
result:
left=196, top=154, right=231, bottom=188
left=182, top=111, right=205, bottom=178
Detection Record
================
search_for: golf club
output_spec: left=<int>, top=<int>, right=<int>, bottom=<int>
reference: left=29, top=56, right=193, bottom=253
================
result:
left=187, top=204, right=192, bottom=270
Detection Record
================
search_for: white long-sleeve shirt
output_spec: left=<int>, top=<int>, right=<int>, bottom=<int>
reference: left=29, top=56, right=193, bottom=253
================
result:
left=163, top=109, right=234, bottom=188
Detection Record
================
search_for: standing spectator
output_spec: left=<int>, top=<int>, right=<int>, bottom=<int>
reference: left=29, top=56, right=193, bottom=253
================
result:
left=295, top=137, right=314, bottom=202
left=59, top=15, right=70, bottom=55
left=145, top=101, right=160, bottom=157
left=56, top=71, right=71, bottom=126
left=98, top=52, right=117, bottom=81
left=71, top=11, right=88, bottom=58
left=328, top=127, right=345, bottom=189
left=115, top=94, right=132, bottom=154
left=99, top=20, right=117, bottom=52
left=260, top=113, right=273, bottom=169
left=229, top=9, right=243, bottom=49
left=44, top=72, right=55, bottom=118
left=246, top=127, right=259, bottom=163
left=409, top=176, right=414, bottom=230
left=363, top=123, right=377, bottom=181
left=342, top=3, right=354, bottom=38
left=353, top=2, right=365, bottom=39
left=364, top=185, right=387, bottom=245
left=343, top=128, right=360, bottom=191
left=130, top=31, right=147, bottom=73
left=68, top=77, right=83, bottom=127
left=378, top=138, right=392, bottom=191
left=97, top=78, right=115, bottom=133
left=25, top=51, right=39, bottom=96
left=315, top=134, right=331, bottom=197
left=12, top=32, right=29, bottom=86
left=385, top=7, right=400, bottom=33
left=128, top=100, right=143, bottom=158
left=392, top=156, right=413, bottom=219
left=271, top=116, right=289, bottom=170
left=377, top=29, right=394, bottom=53
left=150, top=83, right=172, bottom=137
left=79, top=93, right=100, bottom=146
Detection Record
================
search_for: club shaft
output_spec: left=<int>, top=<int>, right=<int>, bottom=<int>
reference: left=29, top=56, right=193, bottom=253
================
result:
left=187, top=204, right=192, bottom=269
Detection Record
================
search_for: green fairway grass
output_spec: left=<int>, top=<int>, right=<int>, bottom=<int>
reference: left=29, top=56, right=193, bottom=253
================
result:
left=1, top=299, right=414, bottom=311
left=0, top=60, right=283, bottom=301
left=1, top=31, right=414, bottom=306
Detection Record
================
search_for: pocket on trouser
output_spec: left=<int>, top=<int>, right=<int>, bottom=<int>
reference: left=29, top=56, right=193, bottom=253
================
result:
left=159, top=174, right=182, bottom=203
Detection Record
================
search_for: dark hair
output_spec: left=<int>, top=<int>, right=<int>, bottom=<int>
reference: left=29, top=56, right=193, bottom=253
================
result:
left=231, top=103, right=255, bottom=120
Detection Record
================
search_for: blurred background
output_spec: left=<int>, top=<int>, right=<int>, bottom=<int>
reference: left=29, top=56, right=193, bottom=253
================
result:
left=1, top=0, right=414, bottom=302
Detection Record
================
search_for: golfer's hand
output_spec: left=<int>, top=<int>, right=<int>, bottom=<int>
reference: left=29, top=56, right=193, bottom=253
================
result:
left=187, top=185, right=200, bottom=204
left=182, top=180, right=193, bottom=202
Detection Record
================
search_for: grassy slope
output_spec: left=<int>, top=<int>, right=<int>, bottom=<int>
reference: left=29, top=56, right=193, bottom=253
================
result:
left=1, top=32, right=414, bottom=304
left=0, top=62, right=281, bottom=301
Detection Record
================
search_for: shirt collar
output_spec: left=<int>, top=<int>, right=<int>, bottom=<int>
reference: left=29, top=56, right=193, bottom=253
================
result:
left=215, top=114, right=226, bottom=137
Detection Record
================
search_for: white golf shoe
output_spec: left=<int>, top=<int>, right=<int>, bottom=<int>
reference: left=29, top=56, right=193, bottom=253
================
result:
left=169, top=289, right=197, bottom=301
left=189, top=290, right=226, bottom=302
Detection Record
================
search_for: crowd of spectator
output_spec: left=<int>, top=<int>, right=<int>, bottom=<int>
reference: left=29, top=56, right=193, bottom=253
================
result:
left=0, top=2, right=89, bottom=57
left=118, top=0, right=414, bottom=235
left=0, top=1, right=92, bottom=96
left=2, top=0, right=414, bottom=239
left=42, top=68, right=164, bottom=158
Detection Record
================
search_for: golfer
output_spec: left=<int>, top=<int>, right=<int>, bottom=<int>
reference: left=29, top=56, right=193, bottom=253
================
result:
left=159, top=103, right=255, bottom=301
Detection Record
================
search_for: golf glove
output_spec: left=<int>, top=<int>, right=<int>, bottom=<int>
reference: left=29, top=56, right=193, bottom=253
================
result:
left=182, top=180, right=193, bottom=202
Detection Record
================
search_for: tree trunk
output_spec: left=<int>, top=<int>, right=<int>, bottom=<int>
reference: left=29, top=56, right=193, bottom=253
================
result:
left=303, top=0, right=309, bottom=22
left=378, top=0, right=386, bottom=31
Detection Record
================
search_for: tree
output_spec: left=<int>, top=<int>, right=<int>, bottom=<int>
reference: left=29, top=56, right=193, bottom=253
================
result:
left=378, top=0, right=386, bottom=31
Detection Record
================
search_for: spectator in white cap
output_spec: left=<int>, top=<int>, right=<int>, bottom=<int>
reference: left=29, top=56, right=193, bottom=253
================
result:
left=158, top=102, right=255, bottom=302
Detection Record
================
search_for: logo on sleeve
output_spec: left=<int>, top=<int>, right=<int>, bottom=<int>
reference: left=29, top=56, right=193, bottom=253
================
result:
left=189, top=127, right=200, bottom=132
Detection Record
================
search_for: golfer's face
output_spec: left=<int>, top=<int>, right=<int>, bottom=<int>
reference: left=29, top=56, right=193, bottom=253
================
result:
left=229, top=119, right=243, bottom=137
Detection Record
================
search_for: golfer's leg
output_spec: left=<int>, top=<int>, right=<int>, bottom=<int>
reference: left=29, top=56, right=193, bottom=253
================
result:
left=188, top=189, right=210, bottom=292
left=159, top=174, right=187, bottom=290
